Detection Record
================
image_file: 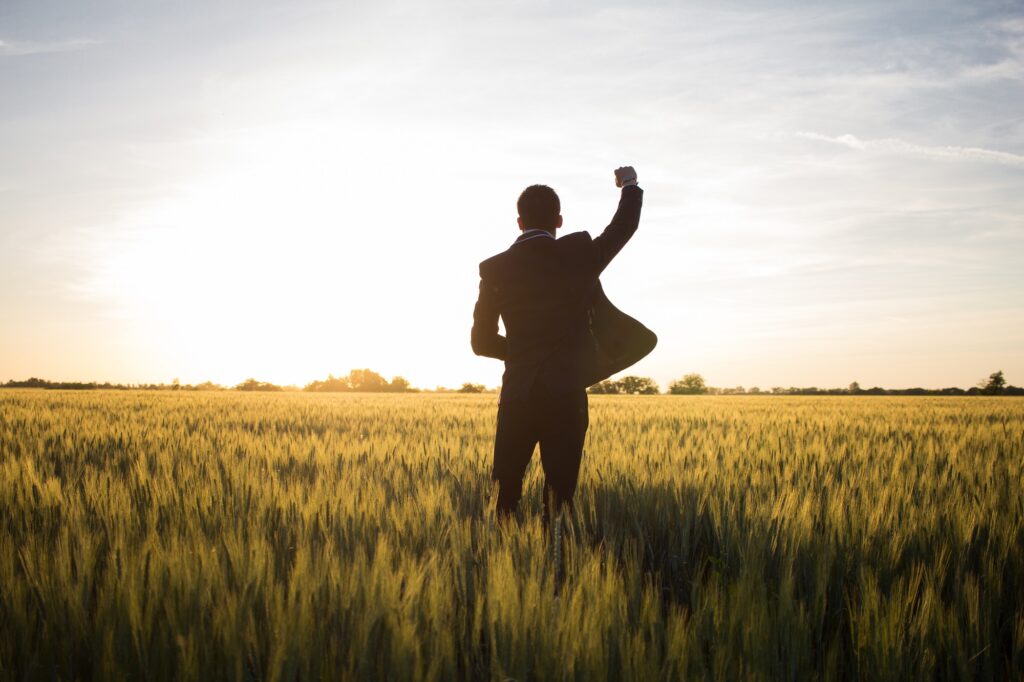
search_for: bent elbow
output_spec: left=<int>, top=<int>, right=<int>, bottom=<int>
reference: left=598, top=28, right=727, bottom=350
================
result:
left=471, top=330, right=506, bottom=360
left=470, top=329, right=489, bottom=357
left=471, top=337, right=485, bottom=357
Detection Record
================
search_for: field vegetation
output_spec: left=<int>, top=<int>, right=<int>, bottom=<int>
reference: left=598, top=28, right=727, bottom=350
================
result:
left=1, top=391, right=1022, bottom=680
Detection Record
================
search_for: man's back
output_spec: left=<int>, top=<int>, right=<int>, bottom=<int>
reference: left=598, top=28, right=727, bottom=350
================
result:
left=472, top=184, right=644, bottom=400
left=471, top=170, right=647, bottom=522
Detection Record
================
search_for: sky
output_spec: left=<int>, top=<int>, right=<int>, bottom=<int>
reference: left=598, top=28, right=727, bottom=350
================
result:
left=1, top=0, right=1022, bottom=391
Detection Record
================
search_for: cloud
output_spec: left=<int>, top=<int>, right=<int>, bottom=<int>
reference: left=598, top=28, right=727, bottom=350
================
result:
left=0, top=38, right=100, bottom=57
left=797, top=132, right=1024, bottom=167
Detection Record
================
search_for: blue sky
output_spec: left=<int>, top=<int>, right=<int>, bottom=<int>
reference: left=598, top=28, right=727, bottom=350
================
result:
left=1, top=0, right=1022, bottom=389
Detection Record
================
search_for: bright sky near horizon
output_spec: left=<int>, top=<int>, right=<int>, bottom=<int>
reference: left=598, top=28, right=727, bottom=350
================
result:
left=2, top=0, right=1022, bottom=391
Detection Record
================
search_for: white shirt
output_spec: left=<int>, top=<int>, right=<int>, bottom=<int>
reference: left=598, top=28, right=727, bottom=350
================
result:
left=514, top=228, right=556, bottom=245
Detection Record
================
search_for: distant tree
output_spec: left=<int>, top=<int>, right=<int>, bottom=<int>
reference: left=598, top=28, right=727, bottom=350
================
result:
left=669, top=373, right=707, bottom=395
left=588, top=380, right=622, bottom=394
left=771, top=386, right=787, bottom=395
left=11, top=377, right=48, bottom=388
left=388, top=376, right=412, bottom=392
left=171, top=377, right=181, bottom=391
left=194, top=381, right=223, bottom=391
left=348, top=369, right=389, bottom=392
left=235, top=378, right=283, bottom=392
left=981, top=370, right=1006, bottom=395
left=458, top=383, right=485, bottom=393
left=617, top=376, right=660, bottom=395
left=304, top=374, right=351, bottom=392
left=848, top=381, right=861, bottom=394
left=748, top=387, right=761, bottom=394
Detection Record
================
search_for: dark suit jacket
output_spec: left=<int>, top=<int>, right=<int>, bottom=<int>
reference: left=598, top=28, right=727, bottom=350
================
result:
left=471, top=185, right=657, bottom=401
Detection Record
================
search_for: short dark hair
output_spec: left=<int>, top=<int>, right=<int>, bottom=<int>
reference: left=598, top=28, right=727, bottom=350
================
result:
left=517, top=184, right=560, bottom=230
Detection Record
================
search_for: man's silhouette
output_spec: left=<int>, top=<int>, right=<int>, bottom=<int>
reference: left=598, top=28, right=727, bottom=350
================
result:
left=471, top=167, right=655, bottom=523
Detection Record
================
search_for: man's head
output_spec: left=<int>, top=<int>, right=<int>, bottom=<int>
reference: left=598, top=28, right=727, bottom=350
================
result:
left=517, top=184, right=563, bottom=233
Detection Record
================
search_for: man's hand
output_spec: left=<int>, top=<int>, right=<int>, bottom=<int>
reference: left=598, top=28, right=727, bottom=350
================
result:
left=614, top=166, right=638, bottom=188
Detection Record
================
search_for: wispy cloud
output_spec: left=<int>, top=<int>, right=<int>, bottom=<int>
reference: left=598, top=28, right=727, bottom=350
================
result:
left=797, top=132, right=1024, bottom=167
left=0, top=38, right=100, bottom=57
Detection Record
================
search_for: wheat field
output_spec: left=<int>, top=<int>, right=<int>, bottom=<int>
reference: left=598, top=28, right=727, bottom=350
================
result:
left=1, top=390, right=1022, bottom=680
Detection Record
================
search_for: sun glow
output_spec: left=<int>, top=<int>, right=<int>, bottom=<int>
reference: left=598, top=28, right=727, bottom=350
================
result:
left=75, top=122, right=481, bottom=387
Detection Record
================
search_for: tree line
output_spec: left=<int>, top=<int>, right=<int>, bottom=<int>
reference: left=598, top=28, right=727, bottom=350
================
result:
left=0, top=377, right=225, bottom=391
left=588, top=370, right=1022, bottom=396
left=3, top=370, right=1020, bottom=396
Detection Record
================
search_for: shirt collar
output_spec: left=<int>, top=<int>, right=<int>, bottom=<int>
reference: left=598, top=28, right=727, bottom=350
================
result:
left=513, top=229, right=555, bottom=245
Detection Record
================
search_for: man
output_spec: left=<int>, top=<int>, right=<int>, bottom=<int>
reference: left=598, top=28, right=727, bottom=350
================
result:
left=471, top=166, right=655, bottom=523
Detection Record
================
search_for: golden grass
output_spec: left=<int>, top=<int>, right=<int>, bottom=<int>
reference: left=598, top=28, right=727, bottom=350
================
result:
left=1, top=391, right=1021, bottom=680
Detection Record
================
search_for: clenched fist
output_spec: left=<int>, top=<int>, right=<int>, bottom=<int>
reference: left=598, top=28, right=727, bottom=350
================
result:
left=614, top=166, right=638, bottom=188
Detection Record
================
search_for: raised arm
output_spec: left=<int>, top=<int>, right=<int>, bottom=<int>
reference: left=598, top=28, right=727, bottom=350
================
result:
left=471, top=274, right=508, bottom=360
left=592, top=166, right=643, bottom=274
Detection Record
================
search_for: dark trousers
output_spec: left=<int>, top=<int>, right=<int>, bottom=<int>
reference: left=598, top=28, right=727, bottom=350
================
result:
left=491, top=383, right=589, bottom=523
